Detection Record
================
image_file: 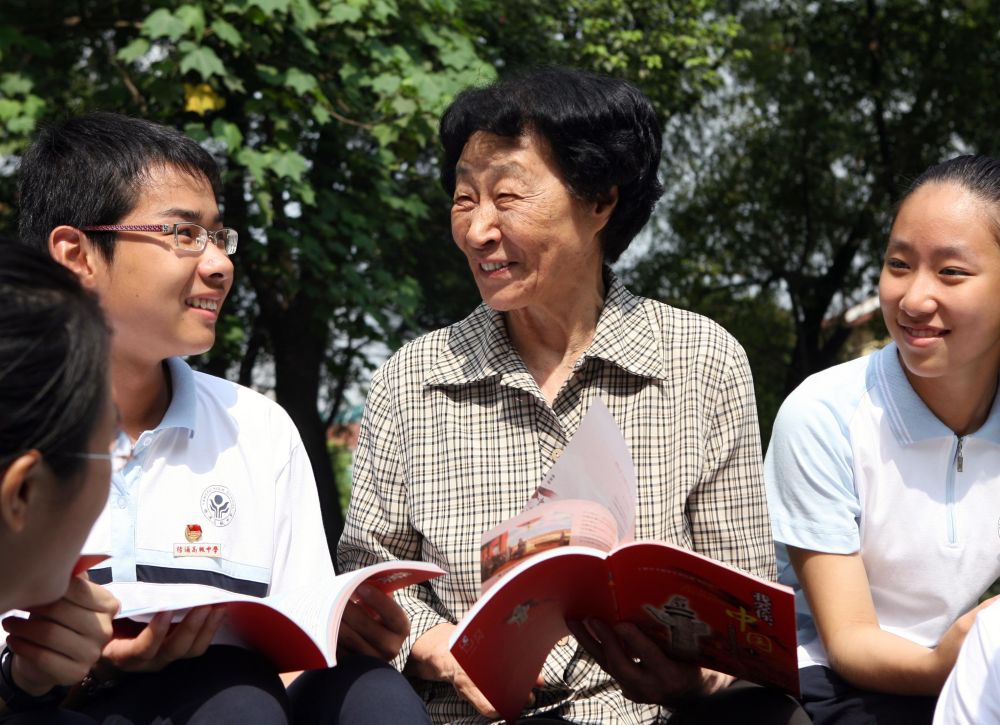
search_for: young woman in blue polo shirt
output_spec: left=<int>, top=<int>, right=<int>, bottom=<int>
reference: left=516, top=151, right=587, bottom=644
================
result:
left=766, top=154, right=1000, bottom=725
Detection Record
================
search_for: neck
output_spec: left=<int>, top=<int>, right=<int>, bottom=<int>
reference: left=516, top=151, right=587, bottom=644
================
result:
left=905, top=363, right=999, bottom=437
left=111, top=349, right=172, bottom=441
left=506, top=273, right=606, bottom=404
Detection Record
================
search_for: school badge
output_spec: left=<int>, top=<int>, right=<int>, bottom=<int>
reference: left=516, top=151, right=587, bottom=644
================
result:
left=200, top=485, right=236, bottom=527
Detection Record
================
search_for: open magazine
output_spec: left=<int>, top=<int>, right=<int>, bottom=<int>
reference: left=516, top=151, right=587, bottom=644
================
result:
left=450, top=400, right=797, bottom=722
left=107, top=561, right=445, bottom=673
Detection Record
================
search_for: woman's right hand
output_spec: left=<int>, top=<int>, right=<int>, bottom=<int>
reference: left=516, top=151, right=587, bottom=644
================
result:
left=407, top=622, right=501, bottom=718
left=3, top=575, right=119, bottom=696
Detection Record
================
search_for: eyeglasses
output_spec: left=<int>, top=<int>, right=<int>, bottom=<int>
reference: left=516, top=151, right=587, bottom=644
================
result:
left=66, top=450, right=133, bottom=473
left=80, top=223, right=238, bottom=255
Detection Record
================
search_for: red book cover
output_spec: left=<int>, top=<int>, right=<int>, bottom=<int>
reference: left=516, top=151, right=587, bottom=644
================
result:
left=450, top=543, right=796, bottom=722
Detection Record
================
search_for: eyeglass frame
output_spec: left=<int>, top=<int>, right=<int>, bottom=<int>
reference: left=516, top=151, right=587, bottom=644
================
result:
left=64, top=451, right=133, bottom=472
left=80, top=223, right=238, bottom=255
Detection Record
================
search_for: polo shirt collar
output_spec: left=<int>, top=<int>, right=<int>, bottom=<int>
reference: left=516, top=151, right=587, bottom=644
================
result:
left=424, top=268, right=663, bottom=387
left=161, top=357, right=197, bottom=436
left=875, top=342, right=1000, bottom=445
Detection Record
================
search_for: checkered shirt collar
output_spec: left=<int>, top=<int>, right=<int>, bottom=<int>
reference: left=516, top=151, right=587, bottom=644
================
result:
left=423, top=268, right=666, bottom=387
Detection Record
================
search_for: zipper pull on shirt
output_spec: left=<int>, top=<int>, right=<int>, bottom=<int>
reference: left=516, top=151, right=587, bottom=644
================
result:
left=956, top=436, right=965, bottom=473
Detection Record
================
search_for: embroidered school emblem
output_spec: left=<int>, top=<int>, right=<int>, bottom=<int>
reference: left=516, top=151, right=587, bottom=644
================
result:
left=200, top=485, right=236, bottom=527
left=184, top=524, right=203, bottom=542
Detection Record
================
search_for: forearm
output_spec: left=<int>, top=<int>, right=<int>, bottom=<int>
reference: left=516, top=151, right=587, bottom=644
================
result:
left=826, top=624, right=948, bottom=695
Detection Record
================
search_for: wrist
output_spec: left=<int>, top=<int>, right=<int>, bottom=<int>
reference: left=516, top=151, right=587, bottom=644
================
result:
left=0, top=647, right=66, bottom=712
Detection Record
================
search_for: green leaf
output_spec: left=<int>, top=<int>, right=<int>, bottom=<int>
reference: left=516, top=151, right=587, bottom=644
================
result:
left=270, top=150, right=309, bottom=181
left=175, top=5, right=207, bottom=39
left=237, top=148, right=273, bottom=185
left=142, top=8, right=188, bottom=41
left=179, top=45, right=227, bottom=80
left=284, top=68, right=317, bottom=95
left=290, top=0, right=322, bottom=31
left=328, top=4, right=362, bottom=24
left=248, top=0, right=291, bottom=14
left=116, top=38, right=151, bottom=63
left=210, top=18, right=243, bottom=48
left=0, top=73, right=32, bottom=96
left=212, top=119, right=244, bottom=150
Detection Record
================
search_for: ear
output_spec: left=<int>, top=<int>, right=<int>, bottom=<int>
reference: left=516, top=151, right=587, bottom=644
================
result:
left=49, top=226, right=102, bottom=288
left=592, top=186, right=619, bottom=232
left=0, top=451, right=43, bottom=534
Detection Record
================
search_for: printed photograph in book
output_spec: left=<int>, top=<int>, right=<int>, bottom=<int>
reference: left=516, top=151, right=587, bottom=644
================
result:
left=479, top=500, right=616, bottom=588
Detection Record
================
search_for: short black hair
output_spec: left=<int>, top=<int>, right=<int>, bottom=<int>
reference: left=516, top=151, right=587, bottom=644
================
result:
left=17, top=112, right=221, bottom=262
left=899, top=154, right=1000, bottom=244
left=439, top=66, right=664, bottom=263
left=0, top=243, right=110, bottom=481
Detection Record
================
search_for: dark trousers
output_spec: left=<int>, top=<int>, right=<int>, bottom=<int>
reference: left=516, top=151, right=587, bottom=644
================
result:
left=287, top=655, right=430, bottom=724
left=799, top=665, right=937, bottom=725
left=525, top=680, right=810, bottom=724
left=67, top=645, right=290, bottom=724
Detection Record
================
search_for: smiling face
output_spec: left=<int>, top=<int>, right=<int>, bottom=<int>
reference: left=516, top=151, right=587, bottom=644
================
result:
left=450, top=131, right=610, bottom=315
left=879, top=181, right=1000, bottom=392
left=89, top=164, right=234, bottom=365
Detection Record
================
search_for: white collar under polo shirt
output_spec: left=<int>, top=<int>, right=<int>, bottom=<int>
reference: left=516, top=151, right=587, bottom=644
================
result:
left=765, top=342, right=1000, bottom=670
left=84, top=357, right=334, bottom=600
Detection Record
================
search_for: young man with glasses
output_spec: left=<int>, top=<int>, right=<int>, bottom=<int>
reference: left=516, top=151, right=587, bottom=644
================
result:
left=11, top=112, right=428, bottom=724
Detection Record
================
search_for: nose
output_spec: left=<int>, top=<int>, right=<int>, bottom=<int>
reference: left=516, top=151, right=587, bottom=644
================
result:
left=463, top=203, right=501, bottom=248
left=898, top=270, right=938, bottom=318
left=198, top=240, right=234, bottom=287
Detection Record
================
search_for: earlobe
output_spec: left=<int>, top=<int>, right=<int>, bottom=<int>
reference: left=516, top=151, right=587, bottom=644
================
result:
left=49, top=226, right=99, bottom=286
left=0, top=451, right=42, bottom=534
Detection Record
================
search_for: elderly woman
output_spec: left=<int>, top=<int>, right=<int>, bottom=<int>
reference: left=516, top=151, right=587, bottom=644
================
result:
left=339, top=67, right=798, bottom=724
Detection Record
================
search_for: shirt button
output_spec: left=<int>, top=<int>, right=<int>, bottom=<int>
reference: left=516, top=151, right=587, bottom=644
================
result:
left=551, top=448, right=563, bottom=461
left=116, top=496, right=127, bottom=509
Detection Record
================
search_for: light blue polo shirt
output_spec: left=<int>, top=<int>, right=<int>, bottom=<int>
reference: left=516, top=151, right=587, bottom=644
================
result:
left=765, top=343, right=1000, bottom=669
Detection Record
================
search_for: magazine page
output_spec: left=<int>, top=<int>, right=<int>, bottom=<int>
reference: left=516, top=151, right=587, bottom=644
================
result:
left=478, top=398, right=637, bottom=590
left=607, top=542, right=799, bottom=695
left=479, top=499, right=617, bottom=592
left=531, top=398, right=637, bottom=540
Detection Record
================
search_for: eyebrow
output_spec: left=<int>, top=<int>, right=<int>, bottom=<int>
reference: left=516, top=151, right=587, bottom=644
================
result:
left=454, top=161, right=528, bottom=183
left=160, top=207, right=224, bottom=226
left=886, top=238, right=977, bottom=262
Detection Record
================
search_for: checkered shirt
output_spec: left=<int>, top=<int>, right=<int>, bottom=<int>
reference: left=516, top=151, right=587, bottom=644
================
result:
left=338, top=271, right=775, bottom=724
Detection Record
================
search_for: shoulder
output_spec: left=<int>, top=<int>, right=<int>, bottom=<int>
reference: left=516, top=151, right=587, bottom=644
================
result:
left=189, top=369, right=298, bottom=434
left=774, top=352, right=876, bottom=435
left=618, top=286, right=747, bottom=371
left=374, top=305, right=489, bottom=388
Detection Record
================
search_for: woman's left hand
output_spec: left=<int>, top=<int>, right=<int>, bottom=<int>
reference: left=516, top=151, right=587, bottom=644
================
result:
left=337, top=584, right=410, bottom=661
left=568, top=618, right=732, bottom=707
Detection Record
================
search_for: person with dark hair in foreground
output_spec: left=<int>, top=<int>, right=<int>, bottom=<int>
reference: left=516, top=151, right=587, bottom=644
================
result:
left=0, top=244, right=119, bottom=723
left=767, top=154, right=1000, bottom=725
left=14, top=112, right=430, bottom=724
left=339, top=66, right=808, bottom=723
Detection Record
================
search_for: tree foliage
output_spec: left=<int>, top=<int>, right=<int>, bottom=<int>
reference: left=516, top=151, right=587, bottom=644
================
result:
left=0, top=1, right=745, bottom=547
left=632, top=0, right=1000, bottom=439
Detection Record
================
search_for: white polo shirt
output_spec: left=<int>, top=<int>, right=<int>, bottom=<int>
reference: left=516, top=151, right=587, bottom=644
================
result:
left=765, top=343, right=1000, bottom=669
left=84, top=357, right=334, bottom=599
